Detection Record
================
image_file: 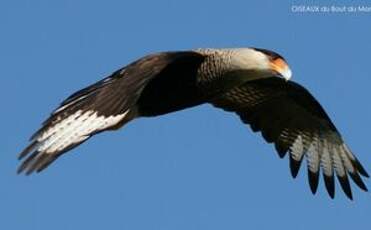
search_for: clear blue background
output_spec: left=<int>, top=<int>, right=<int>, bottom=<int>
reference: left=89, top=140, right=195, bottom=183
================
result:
left=1, top=0, right=371, bottom=229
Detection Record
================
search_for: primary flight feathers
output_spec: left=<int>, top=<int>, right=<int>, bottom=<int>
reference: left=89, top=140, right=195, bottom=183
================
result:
left=19, top=48, right=368, bottom=200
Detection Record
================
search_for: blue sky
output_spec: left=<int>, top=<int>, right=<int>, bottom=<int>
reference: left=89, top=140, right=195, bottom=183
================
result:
left=1, top=0, right=371, bottom=229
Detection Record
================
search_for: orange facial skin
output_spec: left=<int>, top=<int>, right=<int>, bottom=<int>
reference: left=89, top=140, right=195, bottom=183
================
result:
left=270, top=58, right=289, bottom=74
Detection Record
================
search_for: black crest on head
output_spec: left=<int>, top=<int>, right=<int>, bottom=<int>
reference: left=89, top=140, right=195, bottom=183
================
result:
left=253, top=48, right=285, bottom=61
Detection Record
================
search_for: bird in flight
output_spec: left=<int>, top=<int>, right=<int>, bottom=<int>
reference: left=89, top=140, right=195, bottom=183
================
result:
left=18, top=48, right=368, bottom=200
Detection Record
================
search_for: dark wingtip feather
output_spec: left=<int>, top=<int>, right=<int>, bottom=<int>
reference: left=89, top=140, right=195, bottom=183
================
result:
left=25, top=167, right=36, bottom=176
left=353, top=158, right=369, bottom=178
left=18, top=141, right=37, bottom=160
left=274, top=143, right=288, bottom=158
left=342, top=145, right=369, bottom=178
left=35, top=155, right=57, bottom=173
left=349, top=172, right=368, bottom=192
left=17, top=151, right=39, bottom=174
left=17, top=166, right=25, bottom=175
left=337, top=174, right=353, bottom=200
left=308, top=170, right=320, bottom=195
left=323, top=174, right=335, bottom=199
left=250, top=123, right=260, bottom=132
left=261, top=130, right=274, bottom=143
left=290, top=156, right=303, bottom=178
left=18, top=150, right=54, bottom=175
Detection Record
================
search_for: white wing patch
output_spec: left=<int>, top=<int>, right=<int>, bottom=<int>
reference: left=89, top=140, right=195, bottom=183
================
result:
left=332, top=147, right=346, bottom=177
left=34, top=110, right=129, bottom=154
left=339, top=145, right=355, bottom=174
left=290, top=135, right=304, bottom=161
left=306, top=136, right=320, bottom=173
left=320, top=140, right=333, bottom=177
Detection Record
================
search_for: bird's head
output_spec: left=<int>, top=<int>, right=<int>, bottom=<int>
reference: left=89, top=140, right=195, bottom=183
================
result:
left=229, top=48, right=292, bottom=81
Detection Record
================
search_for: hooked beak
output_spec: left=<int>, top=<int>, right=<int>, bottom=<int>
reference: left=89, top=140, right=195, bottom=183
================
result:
left=270, top=58, right=292, bottom=81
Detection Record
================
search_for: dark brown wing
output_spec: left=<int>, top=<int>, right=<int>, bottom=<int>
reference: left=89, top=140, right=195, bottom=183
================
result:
left=18, top=51, right=206, bottom=174
left=210, top=77, right=368, bottom=199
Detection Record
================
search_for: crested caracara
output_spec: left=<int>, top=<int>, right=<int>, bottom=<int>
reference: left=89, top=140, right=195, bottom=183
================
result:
left=18, top=48, right=368, bottom=200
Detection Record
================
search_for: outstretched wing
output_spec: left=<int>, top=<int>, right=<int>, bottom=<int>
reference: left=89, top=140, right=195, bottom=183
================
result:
left=18, top=51, right=205, bottom=174
left=210, top=77, right=368, bottom=199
